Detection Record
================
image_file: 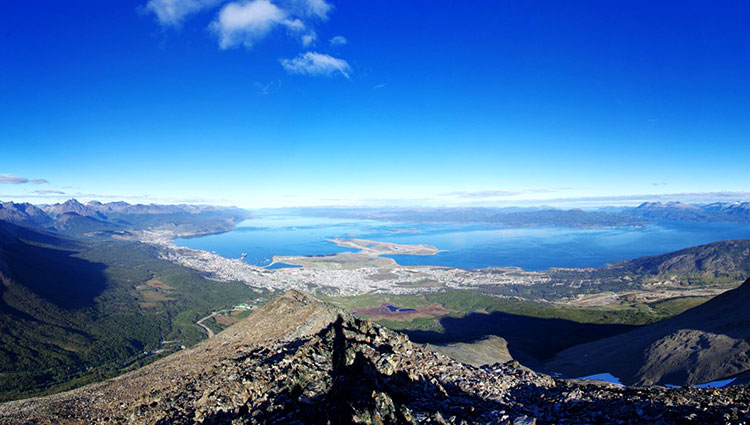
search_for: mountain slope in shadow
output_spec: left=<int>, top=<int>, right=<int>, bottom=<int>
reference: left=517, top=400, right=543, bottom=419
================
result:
left=0, top=220, right=108, bottom=311
left=548, top=276, right=750, bottom=386
left=401, top=310, right=637, bottom=367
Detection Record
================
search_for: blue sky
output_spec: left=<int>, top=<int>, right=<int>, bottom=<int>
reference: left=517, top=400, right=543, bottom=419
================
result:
left=1, top=0, right=749, bottom=207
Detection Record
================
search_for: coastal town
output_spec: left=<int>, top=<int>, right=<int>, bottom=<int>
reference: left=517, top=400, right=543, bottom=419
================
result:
left=143, top=230, right=551, bottom=296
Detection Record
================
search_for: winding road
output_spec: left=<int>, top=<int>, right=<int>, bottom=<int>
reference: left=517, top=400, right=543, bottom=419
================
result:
left=196, top=314, right=216, bottom=338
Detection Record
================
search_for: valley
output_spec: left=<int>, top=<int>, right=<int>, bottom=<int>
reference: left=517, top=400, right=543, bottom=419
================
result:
left=0, top=208, right=268, bottom=402
left=2, top=199, right=750, bottom=411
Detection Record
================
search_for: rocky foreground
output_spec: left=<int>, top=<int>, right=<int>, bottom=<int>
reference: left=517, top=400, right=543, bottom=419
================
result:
left=1, top=291, right=749, bottom=425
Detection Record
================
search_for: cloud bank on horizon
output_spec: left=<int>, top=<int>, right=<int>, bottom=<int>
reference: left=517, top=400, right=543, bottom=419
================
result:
left=2, top=170, right=750, bottom=209
left=144, top=0, right=349, bottom=78
left=0, top=174, right=48, bottom=185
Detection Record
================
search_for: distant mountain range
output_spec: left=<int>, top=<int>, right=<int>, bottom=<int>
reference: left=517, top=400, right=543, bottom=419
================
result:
left=4, top=200, right=750, bottom=237
left=289, top=201, right=750, bottom=227
left=0, top=199, right=250, bottom=238
left=627, top=201, right=750, bottom=223
left=611, top=239, right=750, bottom=278
left=287, top=206, right=648, bottom=227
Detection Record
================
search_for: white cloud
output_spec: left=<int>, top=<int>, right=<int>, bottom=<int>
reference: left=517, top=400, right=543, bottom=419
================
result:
left=283, top=17, right=305, bottom=31
left=209, top=0, right=324, bottom=49
left=280, top=52, right=351, bottom=78
left=144, top=0, right=345, bottom=68
left=211, top=0, right=293, bottom=49
left=281, top=0, right=332, bottom=20
left=33, top=189, right=65, bottom=195
left=145, top=0, right=221, bottom=26
left=303, top=0, right=331, bottom=19
left=329, top=35, right=347, bottom=46
left=301, top=31, right=317, bottom=47
left=141, top=0, right=346, bottom=61
left=440, top=189, right=556, bottom=199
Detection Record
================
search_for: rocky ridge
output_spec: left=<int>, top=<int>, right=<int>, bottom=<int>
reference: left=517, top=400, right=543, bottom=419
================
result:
left=1, top=291, right=749, bottom=424
left=630, top=202, right=750, bottom=224
left=0, top=199, right=250, bottom=238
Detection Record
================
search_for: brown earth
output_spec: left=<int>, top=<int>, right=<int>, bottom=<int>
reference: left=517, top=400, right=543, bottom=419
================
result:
left=134, top=276, right=175, bottom=309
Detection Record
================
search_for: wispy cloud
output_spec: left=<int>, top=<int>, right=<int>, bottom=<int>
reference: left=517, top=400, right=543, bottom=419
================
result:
left=1, top=192, right=234, bottom=205
left=32, top=189, right=65, bottom=195
left=301, top=31, right=316, bottom=47
left=280, top=51, right=350, bottom=77
left=430, top=189, right=750, bottom=207
left=541, top=191, right=750, bottom=206
left=294, top=0, right=332, bottom=19
left=272, top=191, right=750, bottom=209
left=0, top=174, right=48, bottom=185
left=253, top=80, right=281, bottom=95
left=144, top=0, right=221, bottom=26
left=372, top=83, right=387, bottom=90
left=441, top=189, right=555, bottom=199
left=329, top=35, right=347, bottom=46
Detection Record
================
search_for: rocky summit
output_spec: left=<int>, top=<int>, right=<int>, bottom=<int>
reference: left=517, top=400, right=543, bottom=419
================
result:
left=1, top=291, right=749, bottom=425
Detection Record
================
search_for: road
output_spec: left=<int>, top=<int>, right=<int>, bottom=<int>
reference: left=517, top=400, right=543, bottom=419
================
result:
left=196, top=314, right=216, bottom=338
left=195, top=307, right=238, bottom=338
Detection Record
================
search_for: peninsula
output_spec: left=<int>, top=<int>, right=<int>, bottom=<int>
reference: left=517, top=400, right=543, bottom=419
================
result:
left=269, top=238, right=443, bottom=270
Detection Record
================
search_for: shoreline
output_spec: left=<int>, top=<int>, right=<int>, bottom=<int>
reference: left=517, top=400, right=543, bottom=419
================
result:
left=141, top=225, right=741, bottom=306
left=142, top=229, right=550, bottom=296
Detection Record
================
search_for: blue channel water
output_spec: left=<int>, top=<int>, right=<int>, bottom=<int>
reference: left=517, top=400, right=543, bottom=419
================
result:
left=174, top=213, right=750, bottom=271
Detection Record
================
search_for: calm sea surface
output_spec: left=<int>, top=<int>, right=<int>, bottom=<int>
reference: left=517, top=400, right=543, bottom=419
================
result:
left=174, top=213, right=750, bottom=271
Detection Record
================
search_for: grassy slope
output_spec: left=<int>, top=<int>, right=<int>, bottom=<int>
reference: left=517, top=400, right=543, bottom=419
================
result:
left=325, top=290, right=712, bottom=363
left=327, top=290, right=710, bottom=328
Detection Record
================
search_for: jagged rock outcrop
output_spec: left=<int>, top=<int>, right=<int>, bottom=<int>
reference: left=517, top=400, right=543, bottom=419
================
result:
left=1, top=291, right=749, bottom=424
left=43, top=199, right=106, bottom=219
